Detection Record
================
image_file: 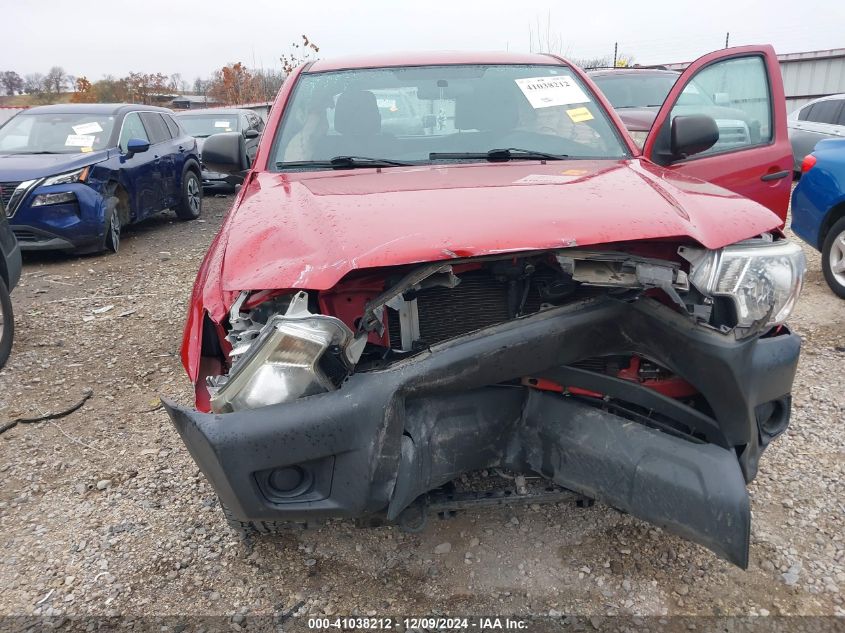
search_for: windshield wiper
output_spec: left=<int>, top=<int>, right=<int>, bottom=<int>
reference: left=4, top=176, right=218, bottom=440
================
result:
left=429, top=148, right=569, bottom=162
left=276, top=156, right=414, bottom=170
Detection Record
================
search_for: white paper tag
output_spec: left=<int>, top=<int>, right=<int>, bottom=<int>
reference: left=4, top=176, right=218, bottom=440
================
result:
left=214, top=121, right=231, bottom=128
left=72, top=121, right=103, bottom=135
left=515, top=76, right=590, bottom=109
left=65, top=134, right=96, bottom=147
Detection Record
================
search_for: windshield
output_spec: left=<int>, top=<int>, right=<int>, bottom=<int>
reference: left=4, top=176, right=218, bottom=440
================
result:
left=271, top=64, right=627, bottom=169
left=0, top=112, right=116, bottom=153
left=592, top=72, right=712, bottom=109
left=177, top=114, right=239, bottom=137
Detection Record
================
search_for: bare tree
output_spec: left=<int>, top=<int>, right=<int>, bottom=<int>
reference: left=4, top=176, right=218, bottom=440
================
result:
left=23, top=73, right=52, bottom=103
left=1, top=71, right=24, bottom=96
left=528, top=11, right=565, bottom=54
left=45, top=66, right=69, bottom=95
left=193, top=77, right=211, bottom=95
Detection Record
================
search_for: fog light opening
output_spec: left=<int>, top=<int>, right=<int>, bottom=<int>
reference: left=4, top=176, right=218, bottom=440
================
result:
left=266, top=466, right=313, bottom=498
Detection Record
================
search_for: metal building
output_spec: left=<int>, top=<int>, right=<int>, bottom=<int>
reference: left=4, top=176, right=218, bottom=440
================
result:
left=778, top=48, right=845, bottom=113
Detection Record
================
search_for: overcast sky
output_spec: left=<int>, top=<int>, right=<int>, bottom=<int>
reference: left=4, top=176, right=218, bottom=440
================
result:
left=3, top=0, right=843, bottom=82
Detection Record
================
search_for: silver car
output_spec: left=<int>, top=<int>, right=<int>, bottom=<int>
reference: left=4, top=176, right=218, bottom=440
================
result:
left=787, top=94, right=845, bottom=173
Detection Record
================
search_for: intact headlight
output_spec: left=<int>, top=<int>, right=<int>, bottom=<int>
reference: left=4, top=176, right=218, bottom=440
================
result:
left=209, top=292, right=364, bottom=413
left=43, top=166, right=90, bottom=186
left=683, top=239, right=805, bottom=335
left=32, top=191, right=76, bottom=207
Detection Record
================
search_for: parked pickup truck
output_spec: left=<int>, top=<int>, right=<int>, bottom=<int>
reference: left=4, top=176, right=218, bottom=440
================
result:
left=164, top=46, right=803, bottom=568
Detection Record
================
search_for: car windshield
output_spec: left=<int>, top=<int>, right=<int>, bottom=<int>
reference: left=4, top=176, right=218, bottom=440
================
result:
left=271, top=64, right=628, bottom=169
left=0, top=112, right=116, bottom=153
left=591, top=72, right=712, bottom=109
left=177, top=114, right=239, bottom=137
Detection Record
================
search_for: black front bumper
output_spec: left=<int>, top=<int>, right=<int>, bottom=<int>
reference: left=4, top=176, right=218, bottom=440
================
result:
left=164, top=297, right=800, bottom=568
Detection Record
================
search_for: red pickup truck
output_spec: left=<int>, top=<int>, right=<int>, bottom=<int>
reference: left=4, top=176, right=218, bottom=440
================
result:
left=164, top=46, right=804, bottom=568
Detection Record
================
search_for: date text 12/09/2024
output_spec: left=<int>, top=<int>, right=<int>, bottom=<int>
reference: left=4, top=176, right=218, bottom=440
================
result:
left=308, top=617, right=529, bottom=629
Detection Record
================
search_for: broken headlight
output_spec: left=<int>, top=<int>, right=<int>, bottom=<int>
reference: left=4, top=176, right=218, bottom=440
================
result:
left=683, top=239, right=805, bottom=336
left=209, top=292, right=362, bottom=413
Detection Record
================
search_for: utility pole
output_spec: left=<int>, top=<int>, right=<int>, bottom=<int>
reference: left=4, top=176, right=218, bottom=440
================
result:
left=725, top=32, right=730, bottom=48
left=613, top=42, right=618, bottom=67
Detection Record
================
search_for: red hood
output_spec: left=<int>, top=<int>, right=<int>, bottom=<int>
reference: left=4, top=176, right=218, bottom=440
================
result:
left=218, top=160, right=781, bottom=293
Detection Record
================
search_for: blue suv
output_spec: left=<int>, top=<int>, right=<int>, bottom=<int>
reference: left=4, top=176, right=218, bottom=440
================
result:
left=0, top=104, right=202, bottom=254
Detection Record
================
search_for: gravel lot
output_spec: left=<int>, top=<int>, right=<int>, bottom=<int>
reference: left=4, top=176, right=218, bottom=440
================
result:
left=0, top=193, right=843, bottom=626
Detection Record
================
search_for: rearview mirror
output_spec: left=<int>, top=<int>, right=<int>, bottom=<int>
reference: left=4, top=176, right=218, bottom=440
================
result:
left=244, top=129, right=260, bottom=139
left=670, top=115, right=719, bottom=160
left=202, top=132, right=245, bottom=174
left=125, top=138, right=150, bottom=157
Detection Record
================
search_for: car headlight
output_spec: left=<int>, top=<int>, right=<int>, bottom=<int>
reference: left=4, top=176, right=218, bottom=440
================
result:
left=209, top=292, right=360, bottom=413
left=31, top=191, right=77, bottom=207
left=43, top=166, right=90, bottom=186
left=684, top=239, right=805, bottom=335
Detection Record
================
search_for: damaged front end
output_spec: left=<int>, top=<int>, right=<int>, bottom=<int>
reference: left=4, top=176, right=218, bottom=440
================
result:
left=165, top=239, right=804, bottom=568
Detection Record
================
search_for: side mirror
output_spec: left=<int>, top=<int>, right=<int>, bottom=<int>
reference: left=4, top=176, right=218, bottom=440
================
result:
left=202, top=132, right=245, bottom=174
left=670, top=115, right=719, bottom=160
left=244, top=129, right=260, bottom=139
left=125, top=138, right=150, bottom=157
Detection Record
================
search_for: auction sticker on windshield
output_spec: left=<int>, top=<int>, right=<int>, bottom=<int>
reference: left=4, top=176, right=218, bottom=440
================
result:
left=566, top=106, right=594, bottom=122
left=65, top=134, right=96, bottom=147
left=515, top=76, right=589, bottom=109
left=72, top=121, right=103, bottom=135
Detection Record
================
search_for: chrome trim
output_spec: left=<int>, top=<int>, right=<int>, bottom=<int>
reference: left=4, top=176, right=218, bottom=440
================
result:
left=5, top=179, right=42, bottom=219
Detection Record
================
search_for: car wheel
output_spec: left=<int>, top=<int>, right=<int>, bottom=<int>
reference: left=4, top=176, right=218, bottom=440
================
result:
left=175, top=170, right=202, bottom=221
left=105, top=204, right=121, bottom=253
left=0, top=276, right=14, bottom=370
left=821, top=216, right=845, bottom=299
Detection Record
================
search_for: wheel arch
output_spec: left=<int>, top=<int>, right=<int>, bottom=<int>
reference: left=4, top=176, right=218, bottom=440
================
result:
left=105, top=180, right=131, bottom=226
left=0, top=253, right=8, bottom=289
left=182, top=157, right=202, bottom=181
left=819, top=200, right=845, bottom=249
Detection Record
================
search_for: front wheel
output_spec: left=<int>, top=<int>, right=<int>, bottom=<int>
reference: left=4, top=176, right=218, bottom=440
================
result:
left=822, top=217, right=845, bottom=299
left=175, top=170, right=202, bottom=221
left=104, top=203, right=121, bottom=253
left=0, top=276, right=14, bottom=370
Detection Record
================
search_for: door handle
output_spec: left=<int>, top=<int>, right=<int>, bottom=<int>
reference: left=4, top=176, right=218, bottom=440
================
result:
left=761, top=170, right=790, bottom=182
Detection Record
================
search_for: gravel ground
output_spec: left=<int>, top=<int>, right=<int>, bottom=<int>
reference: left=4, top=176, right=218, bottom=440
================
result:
left=0, top=194, right=843, bottom=627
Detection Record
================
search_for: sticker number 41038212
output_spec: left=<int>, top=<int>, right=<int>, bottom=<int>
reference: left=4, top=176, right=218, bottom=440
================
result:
left=515, top=76, right=590, bottom=109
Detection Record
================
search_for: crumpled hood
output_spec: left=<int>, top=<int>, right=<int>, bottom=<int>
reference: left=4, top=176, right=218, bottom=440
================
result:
left=0, top=149, right=111, bottom=180
left=218, top=159, right=782, bottom=292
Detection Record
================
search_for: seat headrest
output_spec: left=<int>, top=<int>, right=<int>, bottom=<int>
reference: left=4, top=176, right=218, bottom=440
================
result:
left=334, top=90, right=381, bottom=135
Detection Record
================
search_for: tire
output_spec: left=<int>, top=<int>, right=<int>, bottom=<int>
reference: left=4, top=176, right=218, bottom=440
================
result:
left=0, top=276, right=14, bottom=370
left=220, top=501, right=316, bottom=537
left=821, top=216, right=845, bottom=299
left=104, top=200, right=121, bottom=253
left=175, top=169, right=202, bottom=221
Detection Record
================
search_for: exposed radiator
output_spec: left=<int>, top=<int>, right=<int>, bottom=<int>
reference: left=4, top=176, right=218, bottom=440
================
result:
left=387, top=268, right=559, bottom=349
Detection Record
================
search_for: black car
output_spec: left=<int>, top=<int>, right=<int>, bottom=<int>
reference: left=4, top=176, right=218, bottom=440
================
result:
left=0, top=198, right=21, bottom=368
left=175, top=108, right=263, bottom=191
